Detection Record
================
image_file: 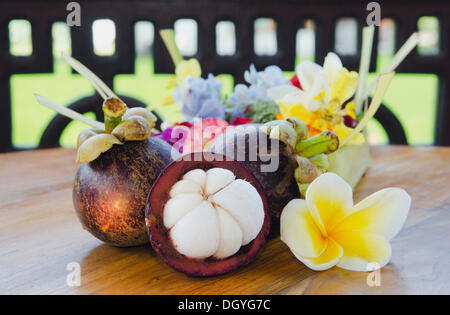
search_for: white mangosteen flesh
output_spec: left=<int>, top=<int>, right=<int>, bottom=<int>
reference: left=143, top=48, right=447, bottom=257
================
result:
left=163, top=168, right=265, bottom=259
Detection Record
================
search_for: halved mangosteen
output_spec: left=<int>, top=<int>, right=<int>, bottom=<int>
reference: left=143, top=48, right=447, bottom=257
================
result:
left=207, top=124, right=300, bottom=237
left=146, top=152, right=271, bottom=277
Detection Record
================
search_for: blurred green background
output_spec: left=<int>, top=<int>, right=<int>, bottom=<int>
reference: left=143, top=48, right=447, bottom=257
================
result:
left=8, top=16, right=440, bottom=148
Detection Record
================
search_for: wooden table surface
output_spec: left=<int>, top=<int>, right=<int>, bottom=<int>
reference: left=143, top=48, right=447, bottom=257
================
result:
left=1, top=145, right=449, bottom=295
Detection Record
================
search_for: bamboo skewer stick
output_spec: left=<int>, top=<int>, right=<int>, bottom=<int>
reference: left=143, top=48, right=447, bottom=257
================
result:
left=354, top=26, right=375, bottom=114
left=34, top=94, right=105, bottom=130
left=364, top=33, right=419, bottom=99
left=61, top=53, right=118, bottom=100
left=342, top=72, right=395, bottom=146
left=160, top=29, right=184, bottom=66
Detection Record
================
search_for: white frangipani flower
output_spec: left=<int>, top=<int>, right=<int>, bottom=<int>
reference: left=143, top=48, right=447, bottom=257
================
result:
left=280, top=173, right=411, bottom=272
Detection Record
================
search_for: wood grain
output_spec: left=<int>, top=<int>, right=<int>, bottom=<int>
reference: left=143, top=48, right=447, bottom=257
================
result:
left=1, top=146, right=449, bottom=294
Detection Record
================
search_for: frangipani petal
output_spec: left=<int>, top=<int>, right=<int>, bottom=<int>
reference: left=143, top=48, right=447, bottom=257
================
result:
left=280, top=199, right=327, bottom=259
left=292, top=238, right=343, bottom=271
left=297, top=61, right=324, bottom=92
left=334, top=230, right=392, bottom=271
left=333, top=188, right=411, bottom=241
left=306, top=173, right=354, bottom=234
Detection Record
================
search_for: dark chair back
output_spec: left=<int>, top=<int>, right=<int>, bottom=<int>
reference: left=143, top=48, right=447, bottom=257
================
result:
left=1, top=0, right=449, bottom=151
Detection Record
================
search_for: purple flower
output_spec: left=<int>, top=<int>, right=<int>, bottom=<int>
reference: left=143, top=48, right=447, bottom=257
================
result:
left=152, top=126, right=189, bottom=153
left=173, top=74, right=225, bottom=121
left=226, top=64, right=288, bottom=118
left=244, top=64, right=289, bottom=89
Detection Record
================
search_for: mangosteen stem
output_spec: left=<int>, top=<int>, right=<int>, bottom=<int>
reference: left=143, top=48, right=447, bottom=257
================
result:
left=103, top=97, right=128, bottom=133
left=260, top=120, right=297, bottom=152
left=295, top=130, right=339, bottom=158
left=286, top=117, right=309, bottom=141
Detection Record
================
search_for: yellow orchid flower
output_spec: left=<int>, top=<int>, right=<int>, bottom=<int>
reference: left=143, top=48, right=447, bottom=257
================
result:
left=333, top=122, right=365, bottom=145
left=331, top=68, right=359, bottom=105
left=344, top=102, right=356, bottom=119
left=267, top=53, right=362, bottom=145
left=269, top=53, right=358, bottom=113
left=175, top=58, right=202, bottom=84
left=280, top=172, right=411, bottom=271
left=279, top=100, right=316, bottom=126
left=160, top=58, right=201, bottom=108
left=159, top=30, right=201, bottom=89
left=323, top=52, right=359, bottom=105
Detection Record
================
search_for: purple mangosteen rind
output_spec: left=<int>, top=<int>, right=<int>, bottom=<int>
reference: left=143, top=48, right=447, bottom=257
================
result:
left=146, top=152, right=271, bottom=277
left=73, top=137, right=176, bottom=247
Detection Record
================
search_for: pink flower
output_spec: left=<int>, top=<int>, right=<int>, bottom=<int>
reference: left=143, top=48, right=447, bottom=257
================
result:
left=231, top=116, right=252, bottom=125
left=290, top=74, right=302, bottom=89
left=183, top=118, right=231, bottom=154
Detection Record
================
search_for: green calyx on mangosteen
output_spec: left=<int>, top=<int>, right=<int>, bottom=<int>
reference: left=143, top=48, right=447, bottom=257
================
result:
left=146, top=152, right=271, bottom=276
left=76, top=99, right=158, bottom=164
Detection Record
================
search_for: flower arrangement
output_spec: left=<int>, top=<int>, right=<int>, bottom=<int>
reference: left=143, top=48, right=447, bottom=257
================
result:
left=155, top=28, right=419, bottom=187
left=152, top=27, right=417, bottom=272
left=34, top=26, right=418, bottom=275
